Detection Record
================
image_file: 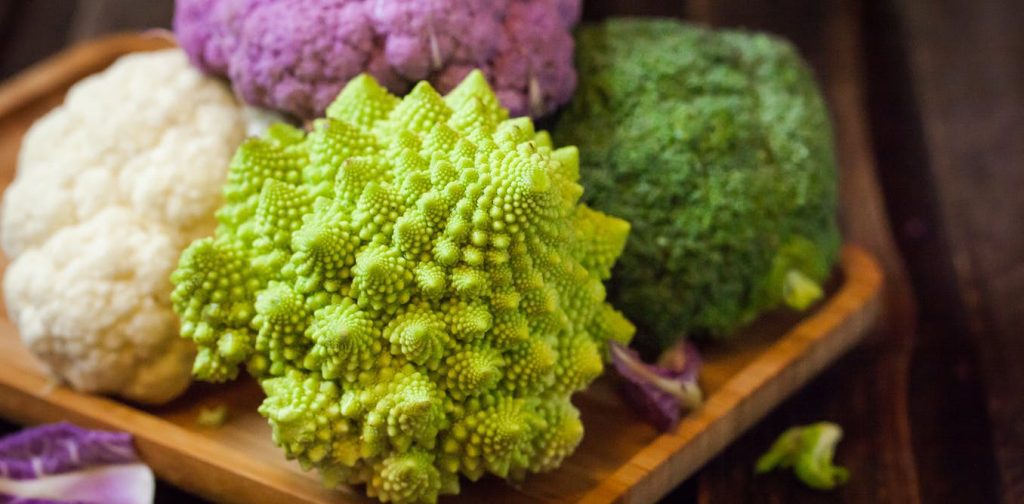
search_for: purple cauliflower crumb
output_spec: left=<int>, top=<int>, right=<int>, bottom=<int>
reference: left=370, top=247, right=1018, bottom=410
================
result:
left=174, top=0, right=580, bottom=119
left=610, top=341, right=704, bottom=432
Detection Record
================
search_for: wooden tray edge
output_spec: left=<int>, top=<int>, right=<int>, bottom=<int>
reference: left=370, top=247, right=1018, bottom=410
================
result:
left=581, top=245, right=883, bottom=504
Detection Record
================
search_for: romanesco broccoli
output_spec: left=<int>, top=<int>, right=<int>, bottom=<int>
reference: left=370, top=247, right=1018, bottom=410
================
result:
left=552, top=19, right=840, bottom=353
left=171, top=70, right=633, bottom=503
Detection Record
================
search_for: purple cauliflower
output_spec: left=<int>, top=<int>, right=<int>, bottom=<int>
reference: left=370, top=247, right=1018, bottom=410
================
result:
left=174, top=0, right=580, bottom=119
left=609, top=341, right=703, bottom=432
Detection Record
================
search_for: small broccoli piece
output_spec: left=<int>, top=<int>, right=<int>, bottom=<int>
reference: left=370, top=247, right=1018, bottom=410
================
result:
left=552, top=19, right=840, bottom=352
left=172, top=70, right=633, bottom=503
left=196, top=404, right=230, bottom=428
left=756, top=422, right=850, bottom=490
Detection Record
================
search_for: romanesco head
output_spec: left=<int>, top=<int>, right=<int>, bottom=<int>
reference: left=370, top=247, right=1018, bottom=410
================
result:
left=171, top=70, right=633, bottom=503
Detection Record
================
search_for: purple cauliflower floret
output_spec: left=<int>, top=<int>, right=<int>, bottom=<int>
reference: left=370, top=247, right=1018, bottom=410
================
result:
left=610, top=341, right=703, bottom=432
left=174, top=0, right=580, bottom=119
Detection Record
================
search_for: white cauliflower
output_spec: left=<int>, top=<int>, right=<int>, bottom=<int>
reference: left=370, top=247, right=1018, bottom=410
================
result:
left=0, top=49, right=247, bottom=404
left=5, top=209, right=192, bottom=403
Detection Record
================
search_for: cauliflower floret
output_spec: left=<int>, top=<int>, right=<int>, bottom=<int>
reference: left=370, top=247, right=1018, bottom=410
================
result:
left=0, top=49, right=247, bottom=404
left=4, top=209, right=193, bottom=404
left=2, top=49, right=245, bottom=256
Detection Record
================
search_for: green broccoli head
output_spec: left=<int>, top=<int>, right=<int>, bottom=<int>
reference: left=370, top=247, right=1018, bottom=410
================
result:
left=552, top=19, right=841, bottom=352
left=170, top=70, right=633, bottom=503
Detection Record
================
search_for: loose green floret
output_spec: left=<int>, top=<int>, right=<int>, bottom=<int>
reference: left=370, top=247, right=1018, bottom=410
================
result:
left=552, top=19, right=840, bottom=352
left=196, top=404, right=229, bottom=428
left=171, top=70, right=633, bottom=503
left=756, top=422, right=850, bottom=490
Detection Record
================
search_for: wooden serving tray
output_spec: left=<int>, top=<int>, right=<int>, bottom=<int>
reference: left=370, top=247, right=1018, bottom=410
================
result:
left=0, top=35, right=883, bottom=504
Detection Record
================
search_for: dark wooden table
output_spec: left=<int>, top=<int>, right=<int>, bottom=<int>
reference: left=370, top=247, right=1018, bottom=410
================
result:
left=0, top=0, right=1017, bottom=502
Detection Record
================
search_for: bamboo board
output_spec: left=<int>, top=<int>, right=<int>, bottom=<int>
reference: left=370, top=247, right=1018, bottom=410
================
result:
left=0, top=35, right=883, bottom=504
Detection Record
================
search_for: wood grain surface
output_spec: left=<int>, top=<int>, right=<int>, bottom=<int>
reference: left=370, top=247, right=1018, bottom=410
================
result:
left=0, top=34, right=881, bottom=504
left=884, top=0, right=1024, bottom=501
left=677, top=2, right=922, bottom=502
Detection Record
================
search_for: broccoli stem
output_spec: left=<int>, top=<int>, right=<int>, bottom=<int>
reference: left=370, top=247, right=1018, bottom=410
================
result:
left=782, top=269, right=824, bottom=311
left=756, top=422, right=850, bottom=490
left=795, top=423, right=850, bottom=489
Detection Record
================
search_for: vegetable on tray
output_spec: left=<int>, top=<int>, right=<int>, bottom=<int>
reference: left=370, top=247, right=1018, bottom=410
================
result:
left=609, top=341, right=702, bottom=432
left=170, top=69, right=633, bottom=503
left=174, top=0, right=581, bottom=120
left=196, top=404, right=230, bottom=428
left=552, top=19, right=841, bottom=353
left=0, top=49, right=248, bottom=404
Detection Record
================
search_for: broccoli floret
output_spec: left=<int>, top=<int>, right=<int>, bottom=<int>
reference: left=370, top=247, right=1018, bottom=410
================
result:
left=171, top=70, right=633, bottom=503
left=196, top=404, right=230, bottom=428
left=552, top=19, right=840, bottom=352
left=756, top=422, right=850, bottom=490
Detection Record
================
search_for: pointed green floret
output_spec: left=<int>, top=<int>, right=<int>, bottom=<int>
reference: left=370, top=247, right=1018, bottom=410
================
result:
left=443, top=70, right=508, bottom=127
left=171, top=71, right=634, bottom=503
left=326, top=74, right=399, bottom=128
